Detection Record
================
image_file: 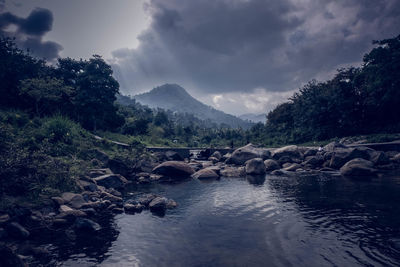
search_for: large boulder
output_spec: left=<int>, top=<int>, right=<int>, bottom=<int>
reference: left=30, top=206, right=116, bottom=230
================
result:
left=210, top=151, right=222, bottom=160
left=94, top=174, right=128, bottom=189
left=329, top=147, right=373, bottom=169
left=152, top=161, right=194, bottom=179
left=340, top=158, right=377, bottom=177
left=73, top=218, right=101, bottom=232
left=264, top=159, right=280, bottom=171
left=227, top=144, right=271, bottom=165
left=108, top=158, right=130, bottom=177
left=149, top=197, right=168, bottom=213
left=165, top=151, right=184, bottom=161
left=272, top=145, right=303, bottom=161
left=245, top=158, right=266, bottom=175
left=192, top=169, right=219, bottom=179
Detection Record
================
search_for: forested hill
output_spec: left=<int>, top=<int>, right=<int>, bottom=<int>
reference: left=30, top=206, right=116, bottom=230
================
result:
left=133, top=84, right=252, bottom=129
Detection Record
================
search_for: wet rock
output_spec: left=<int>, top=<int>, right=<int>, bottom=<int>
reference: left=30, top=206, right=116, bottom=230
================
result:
left=138, top=194, right=157, bottom=207
left=0, top=244, right=25, bottom=267
left=340, top=158, right=377, bottom=177
left=166, top=199, right=178, bottom=209
left=152, top=161, right=195, bottom=179
left=124, top=203, right=144, bottom=213
left=227, top=144, right=271, bottom=165
left=192, top=168, right=219, bottom=179
left=94, top=174, right=128, bottom=189
left=220, top=166, right=246, bottom=177
left=264, top=159, right=280, bottom=171
left=149, top=197, right=168, bottom=213
left=73, top=218, right=101, bottom=232
left=245, top=158, right=266, bottom=175
left=5, top=222, right=30, bottom=239
left=272, top=145, right=303, bottom=161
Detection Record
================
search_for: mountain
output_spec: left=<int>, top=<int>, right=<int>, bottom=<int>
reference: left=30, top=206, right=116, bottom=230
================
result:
left=132, top=84, right=252, bottom=129
left=239, top=113, right=266, bottom=124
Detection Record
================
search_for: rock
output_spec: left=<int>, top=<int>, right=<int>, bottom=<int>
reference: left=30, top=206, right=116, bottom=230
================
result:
left=100, top=191, right=123, bottom=203
left=340, top=158, right=377, bottom=177
left=112, top=207, right=124, bottom=214
left=166, top=199, right=178, bottom=209
left=108, top=158, right=130, bottom=177
left=77, top=180, right=98, bottom=192
left=68, top=194, right=87, bottom=209
left=89, top=168, right=112, bottom=178
left=52, top=218, right=70, bottom=227
left=57, top=210, right=87, bottom=222
left=91, top=149, right=110, bottom=162
left=152, top=161, right=195, bottom=179
left=73, top=218, right=101, bottom=232
left=124, top=203, right=144, bottom=213
left=211, top=151, right=222, bottom=160
left=304, top=155, right=324, bottom=167
left=205, top=166, right=221, bottom=175
left=391, top=153, right=400, bottom=163
left=370, top=151, right=390, bottom=165
left=330, top=147, right=372, bottom=169
left=0, top=214, right=10, bottom=225
left=51, top=197, right=65, bottom=206
left=264, top=159, right=280, bottom=171
left=135, top=158, right=158, bottom=173
left=192, top=168, right=219, bottom=179
left=227, top=144, right=271, bottom=165
left=188, top=162, right=203, bottom=172
left=137, top=194, right=157, bottom=206
left=245, top=158, right=266, bottom=175
left=221, top=153, right=232, bottom=162
left=272, top=145, right=302, bottom=160
left=208, top=157, right=219, bottom=164
left=149, top=197, right=168, bottom=213
left=220, top=166, right=246, bottom=177
left=322, top=141, right=347, bottom=152
left=0, top=244, right=25, bottom=267
left=5, top=222, right=30, bottom=239
left=0, top=227, right=7, bottom=239
left=81, top=201, right=105, bottom=210
left=304, top=148, right=318, bottom=157
left=59, top=205, right=74, bottom=213
left=94, top=174, right=128, bottom=189
left=165, top=150, right=184, bottom=161
left=283, top=163, right=302, bottom=172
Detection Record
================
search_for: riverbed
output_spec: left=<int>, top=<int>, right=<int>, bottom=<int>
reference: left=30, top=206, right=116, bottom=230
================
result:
left=55, top=173, right=400, bottom=266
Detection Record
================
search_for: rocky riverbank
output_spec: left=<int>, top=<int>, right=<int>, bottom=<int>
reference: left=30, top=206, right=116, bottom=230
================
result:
left=1, top=141, right=400, bottom=266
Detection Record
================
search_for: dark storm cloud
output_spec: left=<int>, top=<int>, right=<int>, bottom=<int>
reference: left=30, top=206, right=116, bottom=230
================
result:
left=0, top=7, right=62, bottom=61
left=111, top=0, right=400, bottom=97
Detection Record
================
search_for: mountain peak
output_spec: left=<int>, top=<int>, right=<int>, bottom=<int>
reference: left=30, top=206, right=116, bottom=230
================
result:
left=133, top=84, right=252, bottom=129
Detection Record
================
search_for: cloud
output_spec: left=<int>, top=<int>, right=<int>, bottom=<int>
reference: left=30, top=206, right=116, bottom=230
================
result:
left=0, top=7, right=62, bottom=61
left=111, top=0, right=400, bottom=107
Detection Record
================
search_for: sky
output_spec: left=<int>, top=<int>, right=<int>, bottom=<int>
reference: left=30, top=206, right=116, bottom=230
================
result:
left=1, top=0, right=400, bottom=116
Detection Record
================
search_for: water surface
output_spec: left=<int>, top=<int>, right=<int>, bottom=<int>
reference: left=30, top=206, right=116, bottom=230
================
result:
left=60, top=173, right=400, bottom=267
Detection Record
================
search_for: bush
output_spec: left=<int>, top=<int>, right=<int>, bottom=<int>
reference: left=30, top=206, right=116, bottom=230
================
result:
left=41, top=115, right=80, bottom=144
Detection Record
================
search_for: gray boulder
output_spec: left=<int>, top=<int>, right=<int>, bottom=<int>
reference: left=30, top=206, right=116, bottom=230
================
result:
left=124, top=203, right=144, bottom=213
left=211, top=151, right=222, bottom=160
left=192, top=168, right=219, bottom=179
left=73, top=218, right=101, bottom=232
left=227, top=144, right=270, bottom=165
left=283, top=163, right=302, bottom=172
left=152, top=161, right=195, bottom=179
left=264, top=159, right=280, bottom=171
left=94, top=174, right=128, bottom=189
left=340, top=158, right=377, bottom=177
left=220, top=166, right=246, bottom=177
left=330, top=147, right=373, bottom=169
left=304, top=148, right=318, bottom=157
left=245, top=158, right=266, bottom=175
left=165, top=150, right=184, bottom=161
left=149, top=197, right=168, bottom=213
left=272, top=145, right=303, bottom=160
left=370, top=151, right=390, bottom=165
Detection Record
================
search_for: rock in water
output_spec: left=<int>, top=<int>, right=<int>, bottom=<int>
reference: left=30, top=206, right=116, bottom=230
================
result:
left=264, top=159, right=280, bottom=171
left=340, top=158, right=376, bottom=177
left=149, top=197, right=168, bottom=213
left=94, top=174, right=128, bottom=189
left=192, top=168, right=219, bottom=179
left=245, top=158, right=266, bottom=175
left=152, top=161, right=194, bottom=179
left=227, top=144, right=271, bottom=165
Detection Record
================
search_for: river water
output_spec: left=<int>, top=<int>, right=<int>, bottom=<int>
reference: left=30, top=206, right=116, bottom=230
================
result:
left=58, top=173, right=400, bottom=267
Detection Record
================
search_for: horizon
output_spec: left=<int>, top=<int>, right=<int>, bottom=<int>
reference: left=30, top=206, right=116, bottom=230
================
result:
left=1, top=0, right=400, bottom=115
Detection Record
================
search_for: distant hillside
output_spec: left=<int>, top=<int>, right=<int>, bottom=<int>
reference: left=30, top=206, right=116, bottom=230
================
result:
left=131, top=84, right=252, bottom=129
left=239, top=113, right=266, bottom=124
